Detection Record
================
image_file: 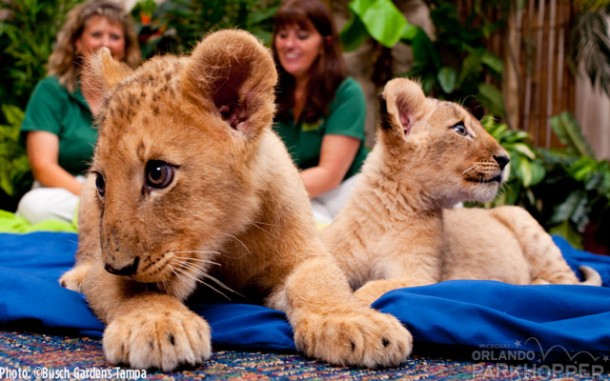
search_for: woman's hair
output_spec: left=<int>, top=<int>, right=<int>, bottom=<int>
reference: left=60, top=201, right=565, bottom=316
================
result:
left=272, top=0, right=347, bottom=123
left=47, top=0, right=141, bottom=92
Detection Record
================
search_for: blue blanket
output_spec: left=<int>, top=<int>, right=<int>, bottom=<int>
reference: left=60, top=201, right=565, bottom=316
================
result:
left=1, top=232, right=609, bottom=364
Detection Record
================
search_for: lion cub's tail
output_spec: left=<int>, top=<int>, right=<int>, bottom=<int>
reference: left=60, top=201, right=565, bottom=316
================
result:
left=578, top=265, right=603, bottom=286
left=490, top=205, right=603, bottom=286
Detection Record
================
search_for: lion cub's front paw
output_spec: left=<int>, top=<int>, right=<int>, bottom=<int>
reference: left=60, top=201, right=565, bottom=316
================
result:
left=103, top=306, right=211, bottom=371
left=59, top=263, right=92, bottom=292
left=294, top=309, right=412, bottom=368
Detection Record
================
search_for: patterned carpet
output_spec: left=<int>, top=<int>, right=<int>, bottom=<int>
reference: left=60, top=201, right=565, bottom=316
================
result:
left=0, top=330, right=607, bottom=380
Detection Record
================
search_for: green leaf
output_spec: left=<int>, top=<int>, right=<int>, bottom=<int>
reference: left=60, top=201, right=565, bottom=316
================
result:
left=550, top=112, right=595, bottom=157
left=481, top=50, right=504, bottom=74
left=339, top=13, right=370, bottom=51
left=346, top=0, right=415, bottom=48
left=247, top=5, right=278, bottom=25
left=529, top=161, right=546, bottom=186
left=437, top=67, right=457, bottom=94
left=517, top=157, right=533, bottom=187
left=478, top=83, right=505, bottom=116
left=510, top=142, right=537, bottom=160
left=549, top=190, right=589, bottom=229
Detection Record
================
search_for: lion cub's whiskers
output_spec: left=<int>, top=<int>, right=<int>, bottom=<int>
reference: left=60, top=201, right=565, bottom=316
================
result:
left=247, top=219, right=280, bottom=239
left=170, top=264, right=233, bottom=300
left=173, top=253, right=222, bottom=267
left=462, top=165, right=477, bottom=175
left=226, top=233, right=251, bottom=255
left=173, top=259, right=245, bottom=300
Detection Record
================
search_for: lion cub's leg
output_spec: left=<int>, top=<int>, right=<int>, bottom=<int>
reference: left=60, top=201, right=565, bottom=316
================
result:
left=59, top=174, right=98, bottom=292
left=103, top=295, right=211, bottom=371
left=83, top=265, right=211, bottom=371
left=490, top=206, right=599, bottom=285
left=353, top=234, right=442, bottom=305
left=274, top=256, right=413, bottom=368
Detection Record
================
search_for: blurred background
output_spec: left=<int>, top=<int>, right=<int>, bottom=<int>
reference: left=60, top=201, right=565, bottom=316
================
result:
left=1, top=0, right=609, bottom=253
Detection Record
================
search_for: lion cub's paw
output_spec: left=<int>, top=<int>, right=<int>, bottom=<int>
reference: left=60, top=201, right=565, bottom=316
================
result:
left=103, top=306, right=211, bottom=371
left=59, top=263, right=92, bottom=292
left=294, top=309, right=412, bottom=368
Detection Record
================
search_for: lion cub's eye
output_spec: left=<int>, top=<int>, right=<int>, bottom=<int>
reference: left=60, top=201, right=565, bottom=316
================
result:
left=95, top=172, right=106, bottom=198
left=451, top=122, right=468, bottom=136
left=145, top=160, right=175, bottom=189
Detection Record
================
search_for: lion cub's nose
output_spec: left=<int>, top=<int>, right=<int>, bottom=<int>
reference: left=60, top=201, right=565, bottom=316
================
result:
left=105, top=256, right=140, bottom=276
left=494, top=154, right=510, bottom=170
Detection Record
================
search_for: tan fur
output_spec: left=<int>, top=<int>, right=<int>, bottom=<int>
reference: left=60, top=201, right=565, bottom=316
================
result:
left=442, top=206, right=601, bottom=285
left=323, top=78, right=600, bottom=305
left=59, top=30, right=412, bottom=371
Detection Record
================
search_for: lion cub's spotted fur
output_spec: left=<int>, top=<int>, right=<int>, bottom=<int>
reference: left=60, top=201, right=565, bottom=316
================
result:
left=59, top=30, right=412, bottom=371
left=323, top=78, right=600, bottom=303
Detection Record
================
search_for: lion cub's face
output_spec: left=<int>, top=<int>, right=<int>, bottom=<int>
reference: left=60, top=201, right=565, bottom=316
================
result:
left=379, top=78, right=509, bottom=208
left=83, top=31, right=277, bottom=296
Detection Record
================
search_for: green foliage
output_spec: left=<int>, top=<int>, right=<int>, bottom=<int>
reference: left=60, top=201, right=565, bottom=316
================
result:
left=132, top=0, right=280, bottom=58
left=340, top=0, right=506, bottom=117
left=550, top=111, right=596, bottom=157
left=534, top=114, right=610, bottom=249
left=481, top=117, right=545, bottom=209
left=340, top=0, right=417, bottom=50
left=0, top=105, right=31, bottom=199
left=408, top=1, right=505, bottom=116
left=484, top=112, right=610, bottom=250
left=571, top=3, right=610, bottom=97
left=0, top=0, right=80, bottom=115
left=572, top=9, right=610, bottom=97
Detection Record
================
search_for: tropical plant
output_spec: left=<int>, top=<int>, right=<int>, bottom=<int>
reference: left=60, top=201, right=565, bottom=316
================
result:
left=0, top=0, right=80, bottom=116
left=572, top=0, right=610, bottom=97
left=340, top=0, right=507, bottom=118
left=131, top=0, right=280, bottom=58
left=486, top=112, right=610, bottom=251
left=481, top=116, right=545, bottom=210
left=0, top=105, right=31, bottom=211
left=534, top=113, right=610, bottom=250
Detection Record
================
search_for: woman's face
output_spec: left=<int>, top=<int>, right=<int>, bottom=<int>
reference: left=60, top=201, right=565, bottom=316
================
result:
left=75, top=15, right=126, bottom=61
left=275, top=22, right=323, bottom=82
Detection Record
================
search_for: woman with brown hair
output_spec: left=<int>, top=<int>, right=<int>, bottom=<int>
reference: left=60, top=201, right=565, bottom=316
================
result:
left=17, top=0, right=140, bottom=225
left=272, top=0, right=368, bottom=224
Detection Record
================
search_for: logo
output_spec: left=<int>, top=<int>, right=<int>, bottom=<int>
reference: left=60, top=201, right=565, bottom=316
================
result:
left=470, top=337, right=607, bottom=379
left=302, top=120, right=323, bottom=132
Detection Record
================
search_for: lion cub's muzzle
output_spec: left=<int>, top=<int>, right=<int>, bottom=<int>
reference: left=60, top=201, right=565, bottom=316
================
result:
left=491, top=153, right=510, bottom=182
left=104, top=256, right=140, bottom=276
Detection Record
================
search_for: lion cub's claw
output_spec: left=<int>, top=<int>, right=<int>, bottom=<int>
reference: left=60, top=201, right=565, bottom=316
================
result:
left=294, top=310, right=412, bottom=368
left=103, top=308, right=211, bottom=371
left=59, top=263, right=91, bottom=292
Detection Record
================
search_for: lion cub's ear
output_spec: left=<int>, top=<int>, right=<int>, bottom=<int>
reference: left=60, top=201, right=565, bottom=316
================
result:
left=182, top=29, right=278, bottom=139
left=379, top=78, right=427, bottom=142
left=82, top=47, right=134, bottom=108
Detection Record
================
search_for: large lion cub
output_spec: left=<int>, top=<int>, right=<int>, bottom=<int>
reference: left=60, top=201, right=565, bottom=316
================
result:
left=59, top=30, right=411, bottom=371
left=323, top=78, right=600, bottom=303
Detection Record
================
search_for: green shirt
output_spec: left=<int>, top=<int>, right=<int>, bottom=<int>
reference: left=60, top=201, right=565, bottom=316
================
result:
left=21, top=76, right=96, bottom=176
left=273, top=77, right=368, bottom=180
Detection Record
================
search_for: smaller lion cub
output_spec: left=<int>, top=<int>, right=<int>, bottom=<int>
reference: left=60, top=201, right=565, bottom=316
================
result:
left=323, top=78, right=601, bottom=304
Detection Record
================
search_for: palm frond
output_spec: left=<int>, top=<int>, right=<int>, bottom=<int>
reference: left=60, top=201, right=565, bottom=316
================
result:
left=573, top=10, right=610, bottom=97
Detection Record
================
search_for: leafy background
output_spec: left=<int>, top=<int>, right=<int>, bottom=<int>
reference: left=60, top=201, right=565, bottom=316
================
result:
left=1, top=0, right=609, bottom=253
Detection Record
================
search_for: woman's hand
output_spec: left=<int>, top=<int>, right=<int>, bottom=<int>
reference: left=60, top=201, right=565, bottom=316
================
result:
left=26, top=131, right=83, bottom=195
left=300, top=134, right=360, bottom=198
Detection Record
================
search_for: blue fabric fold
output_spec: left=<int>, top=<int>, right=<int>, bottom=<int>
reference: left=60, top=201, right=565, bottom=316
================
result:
left=1, top=232, right=608, bottom=362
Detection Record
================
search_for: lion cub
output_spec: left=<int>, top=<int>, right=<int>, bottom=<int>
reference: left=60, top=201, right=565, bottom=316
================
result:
left=323, top=78, right=600, bottom=304
left=59, top=30, right=411, bottom=371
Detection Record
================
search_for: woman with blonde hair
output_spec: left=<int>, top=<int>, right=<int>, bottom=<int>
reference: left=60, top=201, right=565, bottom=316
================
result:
left=17, top=0, right=140, bottom=225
